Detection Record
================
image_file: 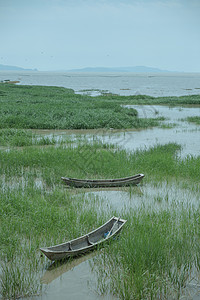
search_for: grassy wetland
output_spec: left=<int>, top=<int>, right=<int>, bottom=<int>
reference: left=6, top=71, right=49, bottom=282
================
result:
left=0, top=84, right=166, bottom=130
left=0, top=83, right=200, bottom=299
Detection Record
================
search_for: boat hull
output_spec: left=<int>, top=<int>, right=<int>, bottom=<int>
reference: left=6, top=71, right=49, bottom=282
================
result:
left=61, top=173, right=144, bottom=188
left=40, top=216, right=126, bottom=261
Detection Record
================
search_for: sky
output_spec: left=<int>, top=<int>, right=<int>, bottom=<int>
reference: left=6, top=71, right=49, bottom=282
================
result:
left=0, top=0, right=200, bottom=72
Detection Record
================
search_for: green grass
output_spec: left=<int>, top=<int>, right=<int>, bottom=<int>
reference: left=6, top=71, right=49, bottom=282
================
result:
left=1, top=83, right=199, bottom=131
left=0, top=185, right=106, bottom=298
left=0, top=141, right=200, bottom=185
left=0, top=128, right=59, bottom=147
left=0, top=84, right=165, bottom=130
left=0, top=83, right=200, bottom=299
left=91, top=206, right=200, bottom=299
left=186, top=116, right=200, bottom=125
left=0, top=140, right=200, bottom=298
left=97, top=93, right=200, bottom=106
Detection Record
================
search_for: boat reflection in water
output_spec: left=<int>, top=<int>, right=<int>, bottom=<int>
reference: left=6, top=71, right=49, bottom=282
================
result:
left=41, top=252, right=96, bottom=284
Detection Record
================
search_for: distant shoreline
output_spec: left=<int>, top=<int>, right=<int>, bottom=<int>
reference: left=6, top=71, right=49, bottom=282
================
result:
left=0, top=64, right=174, bottom=73
left=0, top=64, right=38, bottom=71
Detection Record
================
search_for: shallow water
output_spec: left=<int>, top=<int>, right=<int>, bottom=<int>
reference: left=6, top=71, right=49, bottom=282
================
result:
left=96, top=105, right=200, bottom=157
left=1, top=71, right=200, bottom=97
left=34, top=105, right=200, bottom=158
left=84, top=182, right=200, bottom=213
left=37, top=255, right=117, bottom=300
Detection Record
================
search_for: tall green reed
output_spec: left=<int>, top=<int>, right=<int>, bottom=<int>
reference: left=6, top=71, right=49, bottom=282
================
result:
left=91, top=206, right=200, bottom=299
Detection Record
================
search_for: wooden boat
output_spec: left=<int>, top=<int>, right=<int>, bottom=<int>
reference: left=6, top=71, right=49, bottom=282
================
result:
left=40, top=216, right=127, bottom=261
left=61, top=173, right=144, bottom=188
left=2, top=80, right=20, bottom=84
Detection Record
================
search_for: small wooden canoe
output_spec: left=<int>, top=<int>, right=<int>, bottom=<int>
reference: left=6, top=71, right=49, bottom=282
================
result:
left=2, top=80, right=20, bottom=84
left=40, top=216, right=127, bottom=261
left=61, top=173, right=144, bottom=188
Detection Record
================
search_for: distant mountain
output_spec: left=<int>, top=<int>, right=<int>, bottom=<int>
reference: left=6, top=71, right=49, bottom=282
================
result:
left=68, top=66, right=172, bottom=73
left=0, top=64, right=38, bottom=71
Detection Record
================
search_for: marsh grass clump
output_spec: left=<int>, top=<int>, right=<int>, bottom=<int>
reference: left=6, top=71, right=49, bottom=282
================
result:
left=91, top=207, right=200, bottom=299
left=186, top=116, right=200, bottom=125
left=98, top=92, right=200, bottom=105
left=0, top=128, right=59, bottom=147
left=159, top=122, right=177, bottom=129
left=0, top=128, right=34, bottom=147
left=0, top=256, right=42, bottom=299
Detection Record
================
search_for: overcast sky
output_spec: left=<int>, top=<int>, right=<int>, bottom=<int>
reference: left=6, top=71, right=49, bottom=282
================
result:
left=0, top=0, right=200, bottom=72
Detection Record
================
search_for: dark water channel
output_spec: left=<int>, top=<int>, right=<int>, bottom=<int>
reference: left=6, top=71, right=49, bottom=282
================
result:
left=34, top=105, right=200, bottom=299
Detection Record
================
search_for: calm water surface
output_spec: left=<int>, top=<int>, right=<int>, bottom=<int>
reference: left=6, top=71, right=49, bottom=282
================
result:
left=38, top=255, right=117, bottom=300
left=1, top=71, right=200, bottom=97
left=101, top=105, right=200, bottom=158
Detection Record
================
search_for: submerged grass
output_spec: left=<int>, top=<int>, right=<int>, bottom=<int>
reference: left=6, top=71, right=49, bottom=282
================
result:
left=186, top=116, right=200, bottom=125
